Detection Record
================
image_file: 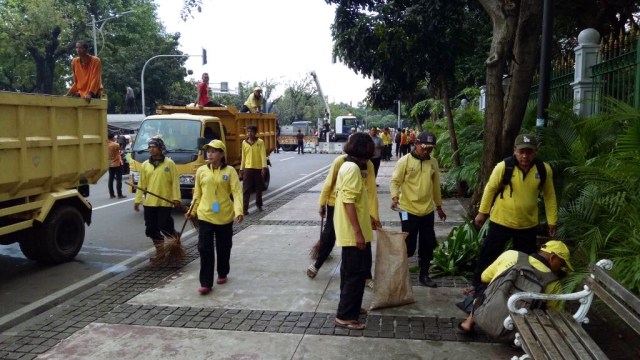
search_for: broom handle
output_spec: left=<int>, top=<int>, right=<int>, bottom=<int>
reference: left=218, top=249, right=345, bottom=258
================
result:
left=179, top=202, right=195, bottom=238
left=126, top=181, right=183, bottom=208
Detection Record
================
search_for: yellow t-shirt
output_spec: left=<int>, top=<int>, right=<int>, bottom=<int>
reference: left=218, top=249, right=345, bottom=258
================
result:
left=478, top=160, right=557, bottom=228
left=333, top=161, right=373, bottom=247
left=243, top=94, right=262, bottom=113
left=381, top=132, right=392, bottom=146
left=192, top=164, right=243, bottom=225
left=240, top=138, right=267, bottom=170
left=390, top=154, right=442, bottom=216
left=482, top=250, right=563, bottom=311
left=134, top=157, right=180, bottom=207
left=318, top=155, right=379, bottom=220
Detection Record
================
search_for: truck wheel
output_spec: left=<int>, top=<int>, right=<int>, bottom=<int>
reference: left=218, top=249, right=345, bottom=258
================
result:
left=263, top=168, right=270, bottom=191
left=37, top=206, right=85, bottom=264
left=18, top=231, right=42, bottom=261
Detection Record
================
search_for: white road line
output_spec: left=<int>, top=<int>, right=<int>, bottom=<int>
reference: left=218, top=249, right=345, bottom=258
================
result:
left=93, top=198, right=134, bottom=210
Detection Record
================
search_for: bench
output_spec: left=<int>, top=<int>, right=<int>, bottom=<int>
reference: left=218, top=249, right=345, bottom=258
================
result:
left=504, top=259, right=640, bottom=360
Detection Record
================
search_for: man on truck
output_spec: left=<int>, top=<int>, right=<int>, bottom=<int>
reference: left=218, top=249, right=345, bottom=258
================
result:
left=66, top=40, right=102, bottom=102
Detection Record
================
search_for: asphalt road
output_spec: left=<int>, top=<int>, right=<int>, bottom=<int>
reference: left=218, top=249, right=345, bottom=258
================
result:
left=0, top=149, right=336, bottom=330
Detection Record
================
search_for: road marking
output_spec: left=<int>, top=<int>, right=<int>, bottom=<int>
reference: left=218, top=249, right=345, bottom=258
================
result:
left=93, top=198, right=134, bottom=210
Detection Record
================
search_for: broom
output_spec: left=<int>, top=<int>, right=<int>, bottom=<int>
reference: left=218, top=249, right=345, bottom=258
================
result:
left=309, top=216, right=324, bottom=259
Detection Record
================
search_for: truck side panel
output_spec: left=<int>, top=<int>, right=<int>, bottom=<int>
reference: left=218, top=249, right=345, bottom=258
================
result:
left=0, top=92, right=108, bottom=201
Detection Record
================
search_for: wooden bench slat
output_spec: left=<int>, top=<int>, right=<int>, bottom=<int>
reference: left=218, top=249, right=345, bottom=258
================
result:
left=591, top=265, right=640, bottom=318
left=511, top=314, right=549, bottom=359
left=586, top=276, right=640, bottom=335
left=532, top=309, right=579, bottom=360
left=547, top=309, right=608, bottom=360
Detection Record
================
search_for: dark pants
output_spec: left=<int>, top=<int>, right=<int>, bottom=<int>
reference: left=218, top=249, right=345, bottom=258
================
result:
left=471, top=221, right=538, bottom=288
left=401, top=211, right=437, bottom=276
left=108, top=166, right=123, bottom=197
left=371, top=157, right=381, bottom=177
left=198, top=220, right=233, bottom=287
left=337, top=243, right=372, bottom=321
left=384, top=144, right=392, bottom=160
left=400, top=144, right=409, bottom=156
left=242, top=168, right=264, bottom=213
left=314, top=206, right=336, bottom=269
left=143, top=206, right=175, bottom=241
left=297, top=141, right=304, bottom=154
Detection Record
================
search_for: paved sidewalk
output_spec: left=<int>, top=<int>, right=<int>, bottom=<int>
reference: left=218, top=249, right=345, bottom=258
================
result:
left=0, top=157, right=520, bottom=359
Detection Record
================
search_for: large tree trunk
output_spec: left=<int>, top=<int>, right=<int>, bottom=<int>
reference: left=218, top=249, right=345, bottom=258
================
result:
left=27, top=26, right=66, bottom=94
left=471, top=0, right=543, bottom=211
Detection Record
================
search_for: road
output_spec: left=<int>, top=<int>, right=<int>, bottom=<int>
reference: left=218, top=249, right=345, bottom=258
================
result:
left=0, top=150, right=336, bottom=329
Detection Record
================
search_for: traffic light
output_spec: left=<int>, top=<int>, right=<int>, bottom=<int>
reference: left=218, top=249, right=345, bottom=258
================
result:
left=202, top=48, right=207, bottom=65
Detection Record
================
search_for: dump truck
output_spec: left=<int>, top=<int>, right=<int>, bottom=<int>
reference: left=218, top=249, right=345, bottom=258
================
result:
left=0, top=92, right=108, bottom=264
left=129, top=105, right=277, bottom=199
left=278, top=120, right=317, bottom=152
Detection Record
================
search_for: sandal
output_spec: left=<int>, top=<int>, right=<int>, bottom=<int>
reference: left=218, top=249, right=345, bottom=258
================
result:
left=462, top=286, right=476, bottom=296
left=306, top=265, right=318, bottom=279
left=335, top=319, right=366, bottom=330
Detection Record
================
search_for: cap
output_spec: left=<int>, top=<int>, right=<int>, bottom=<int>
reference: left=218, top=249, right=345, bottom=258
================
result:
left=515, top=134, right=538, bottom=149
left=541, top=240, right=573, bottom=271
left=416, top=132, right=436, bottom=147
left=253, top=86, right=262, bottom=92
left=147, top=136, right=165, bottom=150
left=203, top=139, right=226, bottom=153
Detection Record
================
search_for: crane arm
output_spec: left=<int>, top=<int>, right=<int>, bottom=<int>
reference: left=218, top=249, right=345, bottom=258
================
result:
left=310, top=71, right=331, bottom=122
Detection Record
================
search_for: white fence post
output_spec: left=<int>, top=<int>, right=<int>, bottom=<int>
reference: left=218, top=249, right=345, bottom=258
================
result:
left=571, top=28, right=601, bottom=117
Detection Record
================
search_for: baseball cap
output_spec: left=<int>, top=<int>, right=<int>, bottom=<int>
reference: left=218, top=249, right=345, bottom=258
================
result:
left=202, top=139, right=226, bottom=153
left=147, top=137, right=165, bottom=150
left=541, top=240, right=573, bottom=271
left=416, top=132, right=436, bottom=147
left=515, top=134, right=538, bottom=149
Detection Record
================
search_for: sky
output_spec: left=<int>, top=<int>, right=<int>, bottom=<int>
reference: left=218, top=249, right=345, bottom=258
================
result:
left=154, top=0, right=373, bottom=106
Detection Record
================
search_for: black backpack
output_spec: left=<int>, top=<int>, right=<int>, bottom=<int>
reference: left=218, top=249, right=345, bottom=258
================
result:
left=472, top=252, right=558, bottom=342
left=492, top=155, right=547, bottom=205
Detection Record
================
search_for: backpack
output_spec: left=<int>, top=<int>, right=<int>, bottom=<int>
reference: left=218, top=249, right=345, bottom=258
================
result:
left=492, top=155, right=547, bottom=205
left=472, top=252, right=557, bottom=342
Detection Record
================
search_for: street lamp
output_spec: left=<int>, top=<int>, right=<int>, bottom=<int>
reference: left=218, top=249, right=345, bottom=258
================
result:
left=395, top=100, right=401, bottom=129
left=91, top=10, right=135, bottom=56
left=140, top=51, right=206, bottom=115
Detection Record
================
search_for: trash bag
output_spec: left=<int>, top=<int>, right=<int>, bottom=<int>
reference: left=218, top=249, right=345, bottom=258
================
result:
left=369, top=229, right=415, bottom=310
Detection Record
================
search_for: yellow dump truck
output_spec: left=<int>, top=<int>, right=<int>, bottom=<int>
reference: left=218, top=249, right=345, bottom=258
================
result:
left=129, top=105, right=277, bottom=199
left=0, top=92, right=108, bottom=264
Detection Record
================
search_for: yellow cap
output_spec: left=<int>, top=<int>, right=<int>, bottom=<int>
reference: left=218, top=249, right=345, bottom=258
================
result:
left=202, top=139, right=226, bottom=153
left=541, top=240, right=573, bottom=271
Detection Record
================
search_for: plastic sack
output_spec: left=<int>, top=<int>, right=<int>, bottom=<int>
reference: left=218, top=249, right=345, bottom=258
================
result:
left=369, top=229, right=415, bottom=310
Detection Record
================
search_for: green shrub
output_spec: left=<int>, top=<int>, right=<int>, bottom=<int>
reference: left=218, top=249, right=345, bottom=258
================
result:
left=430, top=219, right=488, bottom=277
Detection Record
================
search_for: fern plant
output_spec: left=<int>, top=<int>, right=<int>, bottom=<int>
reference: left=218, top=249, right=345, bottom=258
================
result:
left=430, top=219, right=488, bottom=277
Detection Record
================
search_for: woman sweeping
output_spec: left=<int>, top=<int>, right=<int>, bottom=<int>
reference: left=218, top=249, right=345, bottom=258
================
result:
left=188, top=140, right=244, bottom=295
left=334, top=133, right=377, bottom=330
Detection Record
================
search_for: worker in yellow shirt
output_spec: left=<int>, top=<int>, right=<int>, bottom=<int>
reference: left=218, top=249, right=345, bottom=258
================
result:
left=240, top=125, right=267, bottom=214
left=390, top=131, right=446, bottom=287
left=334, top=133, right=378, bottom=331
left=241, top=87, right=263, bottom=113
left=381, top=127, right=392, bottom=161
left=189, top=140, right=244, bottom=295
left=133, top=137, right=181, bottom=261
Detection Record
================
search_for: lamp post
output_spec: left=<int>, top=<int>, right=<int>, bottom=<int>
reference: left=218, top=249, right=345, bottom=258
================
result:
left=396, top=100, right=401, bottom=129
left=141, top=53, right=205, bottom=115
left=90, top=10, right=135, bottom=56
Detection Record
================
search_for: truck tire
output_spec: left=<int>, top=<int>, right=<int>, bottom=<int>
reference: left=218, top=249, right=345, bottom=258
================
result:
left=37, top=205, right=85, bottom=264
left=18, top=231, right=42, bottom=261
left=263, top=168, right=270, bottom=191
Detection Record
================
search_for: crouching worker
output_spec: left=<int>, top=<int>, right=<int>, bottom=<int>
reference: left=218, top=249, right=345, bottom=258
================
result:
left=457, top=240, right=573, bottom=342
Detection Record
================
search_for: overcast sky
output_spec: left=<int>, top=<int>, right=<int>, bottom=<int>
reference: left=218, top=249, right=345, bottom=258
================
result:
left=154, top=0, right=373, bottom=106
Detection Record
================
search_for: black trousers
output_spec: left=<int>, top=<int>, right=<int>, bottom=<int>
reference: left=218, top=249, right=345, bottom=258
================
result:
left=371, top=157, right=381, bottom=177
left=384, top=144, right=392, bottom=160
left=143, top=206, right=175, bottom=241
left=242, top=168, right=264, bottom=213
left=395, top=142, right=401, bottom=157
left=314, top=206, right=336, bottom=269
left=471, top=221, right=538, bottom=288
left=401, top=211, right=437, bottom=275
left=108, top=166, right=123, bottom=197
left=198, top=220, right=233, bottom=287
left=297, top=141, right=304, bottom=154
left=337, top=243, right=372, bottom=321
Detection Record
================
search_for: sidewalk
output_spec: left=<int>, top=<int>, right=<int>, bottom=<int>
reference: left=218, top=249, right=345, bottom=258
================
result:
left=0, top=157, right=520, bottom=359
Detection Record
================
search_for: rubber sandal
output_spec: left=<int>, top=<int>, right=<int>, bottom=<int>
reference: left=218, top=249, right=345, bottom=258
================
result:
left=335, top=319, right=366, bottom=330
left=198, top=287, right=212, bottom=295
left=306, top=265, right=318, bottom=279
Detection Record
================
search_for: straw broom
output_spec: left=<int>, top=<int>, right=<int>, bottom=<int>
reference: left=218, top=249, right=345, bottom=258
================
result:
left=126, top=181, right=191, bottom=265
left=309, top=216, right=324, bottom=259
